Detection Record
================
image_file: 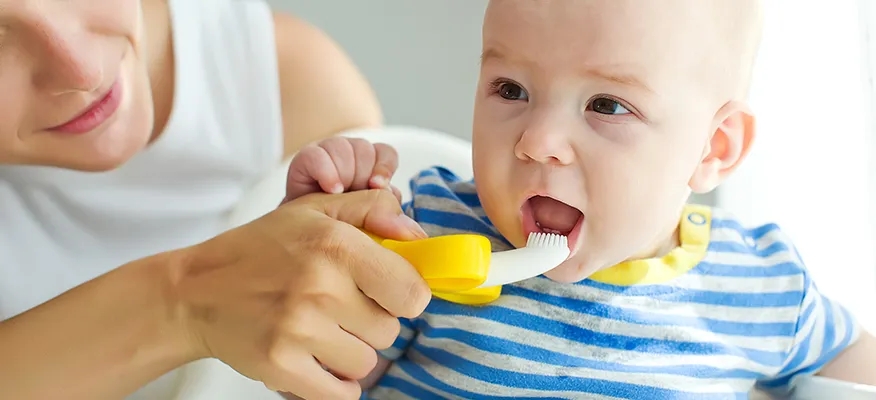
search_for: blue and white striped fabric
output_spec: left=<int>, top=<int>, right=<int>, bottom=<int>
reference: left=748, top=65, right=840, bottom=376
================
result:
left=367, top=167, right=859, bottom=399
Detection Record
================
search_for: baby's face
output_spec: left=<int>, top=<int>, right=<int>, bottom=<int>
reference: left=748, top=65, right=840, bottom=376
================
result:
left=472, top=0, right=735, bottom=282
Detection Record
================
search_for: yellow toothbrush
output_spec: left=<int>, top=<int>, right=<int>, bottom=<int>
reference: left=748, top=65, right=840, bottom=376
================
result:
left=365, top=231, right=570, bottom=305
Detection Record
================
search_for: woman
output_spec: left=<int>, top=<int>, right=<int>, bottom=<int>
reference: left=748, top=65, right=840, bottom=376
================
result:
left=0, top=0, right=430, bottom=399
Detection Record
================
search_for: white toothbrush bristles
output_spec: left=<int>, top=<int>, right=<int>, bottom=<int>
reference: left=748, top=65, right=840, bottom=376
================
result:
left=476, top=231, right=571, bottom=288
left=526, top=232, right=568, bottom=249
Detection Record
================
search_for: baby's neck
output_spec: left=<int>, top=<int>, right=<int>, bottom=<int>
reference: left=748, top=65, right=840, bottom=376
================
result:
left=628, top=222, right=682, bottom=262
left=590, top=205, right=711, bottom=285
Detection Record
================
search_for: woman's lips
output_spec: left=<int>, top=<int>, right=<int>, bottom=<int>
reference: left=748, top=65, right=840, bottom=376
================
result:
left=47, top=77, right=123, bottom=135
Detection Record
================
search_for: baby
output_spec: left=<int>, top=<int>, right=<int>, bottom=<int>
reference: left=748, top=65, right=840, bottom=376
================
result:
left=284, top=0, right=874, bottom=398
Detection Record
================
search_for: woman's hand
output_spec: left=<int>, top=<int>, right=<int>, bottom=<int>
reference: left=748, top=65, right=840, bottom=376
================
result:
left=175, top=189, right=429, bottom=399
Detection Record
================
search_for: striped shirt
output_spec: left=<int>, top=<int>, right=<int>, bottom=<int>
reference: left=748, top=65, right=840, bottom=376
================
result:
left=366, top=167, right=859, bottom=399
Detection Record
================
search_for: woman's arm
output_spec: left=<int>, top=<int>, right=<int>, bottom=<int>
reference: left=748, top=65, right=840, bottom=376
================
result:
left=0, top=190, right=430, bottom=400
left=272, top=12, right=383, bottom=157
left=0, top=251, right=195, bottom=400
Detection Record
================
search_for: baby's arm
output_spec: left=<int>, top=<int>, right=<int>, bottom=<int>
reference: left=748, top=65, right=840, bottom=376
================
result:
left=816, top=330, right=876, bottom=385
left=283, top=137, right=402, bottom=203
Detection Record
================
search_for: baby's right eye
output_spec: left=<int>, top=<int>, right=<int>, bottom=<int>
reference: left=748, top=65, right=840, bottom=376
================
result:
left=489, top=79, right=529, bottom=101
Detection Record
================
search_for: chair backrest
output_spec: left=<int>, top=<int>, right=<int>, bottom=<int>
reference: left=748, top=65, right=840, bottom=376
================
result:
left=228, top=126, right=474, bottom=228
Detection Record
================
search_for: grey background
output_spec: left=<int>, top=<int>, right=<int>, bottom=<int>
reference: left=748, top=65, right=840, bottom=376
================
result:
left=268, top=0, right=715, bottom=205
left=271, top=0, right=487, bottom=138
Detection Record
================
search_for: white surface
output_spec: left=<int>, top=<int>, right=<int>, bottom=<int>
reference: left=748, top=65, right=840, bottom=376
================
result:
left=716, top=0, right=876, bottom=331
left=229, top=125, right=475, bottom=227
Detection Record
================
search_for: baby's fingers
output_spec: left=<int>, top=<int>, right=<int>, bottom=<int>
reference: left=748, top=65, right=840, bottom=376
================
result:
left=369, top=143, right=399, bottom=189
left=287, top=146, right=344, bottom=198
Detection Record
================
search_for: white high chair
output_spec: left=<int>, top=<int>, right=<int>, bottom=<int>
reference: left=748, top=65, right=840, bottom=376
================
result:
left=186, top=126, right=869, bottom=399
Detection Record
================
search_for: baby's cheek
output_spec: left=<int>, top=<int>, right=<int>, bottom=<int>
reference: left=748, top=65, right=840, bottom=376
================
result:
left=480, top=192, right=525, bottom=245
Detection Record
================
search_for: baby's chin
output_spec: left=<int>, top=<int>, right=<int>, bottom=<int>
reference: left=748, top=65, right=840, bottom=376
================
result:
left=541, top=256, right=604, bottom=283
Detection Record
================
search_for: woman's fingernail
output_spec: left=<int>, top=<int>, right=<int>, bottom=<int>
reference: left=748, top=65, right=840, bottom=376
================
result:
left=331, top=183, right=344, bottom=194
left=398, top=214, right=427, bottom=238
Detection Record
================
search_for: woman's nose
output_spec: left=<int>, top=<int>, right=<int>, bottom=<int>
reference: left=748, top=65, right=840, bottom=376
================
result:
left=27, top=15, right=103, bottom=94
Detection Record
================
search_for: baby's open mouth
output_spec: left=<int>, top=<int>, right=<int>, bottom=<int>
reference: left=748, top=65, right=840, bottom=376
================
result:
left=521, top=195, right=584, bottom=251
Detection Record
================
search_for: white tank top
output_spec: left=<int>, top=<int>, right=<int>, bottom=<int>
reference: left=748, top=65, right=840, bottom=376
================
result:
left=0, top=0, right=285, bottom=398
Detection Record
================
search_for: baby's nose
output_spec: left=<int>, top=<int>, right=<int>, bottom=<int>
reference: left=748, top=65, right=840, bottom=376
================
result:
left=514, top=126, right=576, bottom=165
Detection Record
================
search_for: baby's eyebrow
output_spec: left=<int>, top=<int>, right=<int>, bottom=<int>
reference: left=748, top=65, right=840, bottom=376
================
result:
left=582, top=68, right=653, bottom=94
left=480, top=48, right=508, bottom=66
left=482, top=47, right=654, bottom=94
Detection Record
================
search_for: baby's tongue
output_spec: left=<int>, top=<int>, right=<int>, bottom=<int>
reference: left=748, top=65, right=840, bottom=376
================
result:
left=529, top=196, right=580, bottom=235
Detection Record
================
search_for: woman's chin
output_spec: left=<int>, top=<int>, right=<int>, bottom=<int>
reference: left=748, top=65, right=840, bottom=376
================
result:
left=41, top=137, right=149, bottom=172
left=66, top=137, right=149, bottom=172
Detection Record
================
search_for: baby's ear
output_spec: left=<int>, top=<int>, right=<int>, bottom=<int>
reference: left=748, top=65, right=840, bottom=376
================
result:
left=689, top=101, right=756, bottom=194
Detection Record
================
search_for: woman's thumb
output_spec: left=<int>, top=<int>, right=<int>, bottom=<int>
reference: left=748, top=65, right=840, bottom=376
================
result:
left=307, top=189, right=426, bottom=241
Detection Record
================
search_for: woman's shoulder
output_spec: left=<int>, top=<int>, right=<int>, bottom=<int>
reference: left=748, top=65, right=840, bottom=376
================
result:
left=271, top=9, right=382, bottom=157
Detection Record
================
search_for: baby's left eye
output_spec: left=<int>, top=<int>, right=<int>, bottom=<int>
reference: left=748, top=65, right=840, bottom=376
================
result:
left=587, top=97, right=631, bottom=115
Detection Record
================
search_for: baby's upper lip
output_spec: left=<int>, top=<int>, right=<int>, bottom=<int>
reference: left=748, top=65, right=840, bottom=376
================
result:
left=521, top=190, right=582, bottom=212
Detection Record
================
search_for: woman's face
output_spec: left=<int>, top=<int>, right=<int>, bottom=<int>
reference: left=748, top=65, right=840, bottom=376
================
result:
left=0, top=0, right=154, bottom=170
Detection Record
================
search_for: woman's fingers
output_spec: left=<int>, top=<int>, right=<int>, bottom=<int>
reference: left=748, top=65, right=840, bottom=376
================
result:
left=334, top=289, right=402, bottom=351
left=309, top=324, right=378, bottom=381
left=390, top=185, right=403, bottom=203
left=265, top=343, right=362, bottom=399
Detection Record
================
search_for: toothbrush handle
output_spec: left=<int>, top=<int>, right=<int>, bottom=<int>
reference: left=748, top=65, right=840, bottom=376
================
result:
left=360, top=230, right=502, bottom=305
left=433, top=287, right=502, bottom=305
left=362, top=230, right=489, bottom=290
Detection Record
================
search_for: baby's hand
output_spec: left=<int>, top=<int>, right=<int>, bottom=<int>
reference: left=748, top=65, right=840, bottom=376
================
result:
left=284, top=137, right=402, bottom=203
